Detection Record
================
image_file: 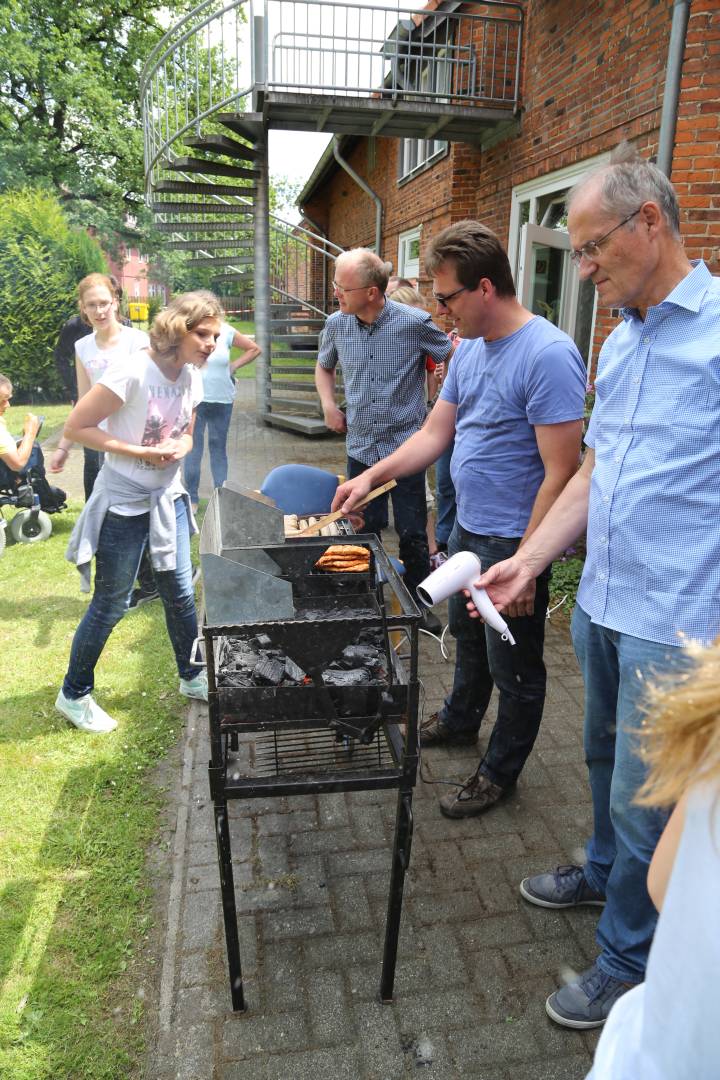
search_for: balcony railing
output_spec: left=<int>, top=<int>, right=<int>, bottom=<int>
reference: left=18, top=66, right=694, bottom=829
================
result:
left=141, top=0, right=523, bottom=186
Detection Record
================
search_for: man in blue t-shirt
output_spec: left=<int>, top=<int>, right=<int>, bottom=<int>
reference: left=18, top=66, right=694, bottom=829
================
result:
left=332, top=220, right=587, bottom=813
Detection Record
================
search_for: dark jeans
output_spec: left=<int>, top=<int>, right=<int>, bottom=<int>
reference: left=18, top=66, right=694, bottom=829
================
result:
left=347, top=455, right=430, bottom=600
left=83, top=447, right=104, bottom=501
left=183, top=400, right=234, bottom=503
left=434, top=437, right=456, bottom=547
left=439, top=523, right=550, bottom=788
left=62, top=497, right=198, bottom=698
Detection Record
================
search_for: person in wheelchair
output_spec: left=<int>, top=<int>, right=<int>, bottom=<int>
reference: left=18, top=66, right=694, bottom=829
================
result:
left=0, top=373, right=42, bottom=474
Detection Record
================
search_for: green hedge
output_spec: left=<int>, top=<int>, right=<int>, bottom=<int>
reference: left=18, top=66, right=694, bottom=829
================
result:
left=0, top=189, right=107, bottom=400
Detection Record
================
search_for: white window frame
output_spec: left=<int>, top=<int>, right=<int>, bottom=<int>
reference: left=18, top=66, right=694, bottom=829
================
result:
left=508, top=153, right=610, bottom=366
left=398, top=226, right=421, bottom=279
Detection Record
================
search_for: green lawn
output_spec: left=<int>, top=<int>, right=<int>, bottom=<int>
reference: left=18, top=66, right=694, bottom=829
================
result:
left=5, top=403, right=72, bottom=444
left=0, top=503, right=203, bottom=1078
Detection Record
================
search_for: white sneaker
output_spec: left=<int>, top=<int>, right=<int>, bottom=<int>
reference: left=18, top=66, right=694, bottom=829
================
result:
left=55, top=689, right=117, bottom=733
left=179, top=671, right=208, bottom=701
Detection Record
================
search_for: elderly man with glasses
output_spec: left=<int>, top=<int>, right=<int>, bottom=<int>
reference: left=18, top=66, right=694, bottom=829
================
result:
left=471, top=143, right=720, bottom=1030
left=331, top=222, right=587, bottom=811
left=315, top=247, right=453, bottom=629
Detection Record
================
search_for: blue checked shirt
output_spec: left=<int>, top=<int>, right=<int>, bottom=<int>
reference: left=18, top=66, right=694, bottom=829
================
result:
left=317, top=299, right=452, bottom=464
left=578, top=261, right=720, bottom=646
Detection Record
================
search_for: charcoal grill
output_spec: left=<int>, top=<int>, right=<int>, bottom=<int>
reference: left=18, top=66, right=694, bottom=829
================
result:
left=200, top=486, right=421, bottom=1011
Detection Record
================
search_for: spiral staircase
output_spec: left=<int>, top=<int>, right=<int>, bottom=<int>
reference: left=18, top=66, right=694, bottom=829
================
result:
left=141, top=0, right=523, bottom=435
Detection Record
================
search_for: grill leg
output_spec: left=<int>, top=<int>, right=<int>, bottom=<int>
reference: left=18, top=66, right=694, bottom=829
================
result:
left=379, top=789, right=414, bottom=1002
left=214, top=801, right=246, bottom=1012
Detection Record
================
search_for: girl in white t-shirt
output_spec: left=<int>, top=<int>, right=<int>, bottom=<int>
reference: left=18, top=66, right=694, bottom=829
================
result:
left=587, top=639, right=720, bottom=1080
left=49, top=273, right=148, bottom=497
left=182, top=321, right=260, bottom=511
left=55, top=291, right=223, bottom=734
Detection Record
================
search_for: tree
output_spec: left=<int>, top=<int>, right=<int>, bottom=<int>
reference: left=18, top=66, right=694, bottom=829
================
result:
left=0, top=189, right=107, bottom=399
left=0, top=0, right=187, bottom=247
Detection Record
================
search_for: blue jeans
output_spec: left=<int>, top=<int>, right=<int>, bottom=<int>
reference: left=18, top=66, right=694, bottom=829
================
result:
left=438, top=523, right=550, bottom=788
left=62, top=497, right=198, bottom=698
left=183, top=400, right=234, bottom=503
left=347, top=455, right=430, bottom=600
left=434, top=438, right=456, bottom=547
left=571, top=605, right=692, bottom=982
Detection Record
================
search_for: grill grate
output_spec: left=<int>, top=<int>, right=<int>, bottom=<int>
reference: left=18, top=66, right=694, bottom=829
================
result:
left=229, top=725, right=399, bottom=780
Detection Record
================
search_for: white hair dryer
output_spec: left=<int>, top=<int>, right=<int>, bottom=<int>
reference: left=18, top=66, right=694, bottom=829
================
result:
left=416, top=551, right=516, bottom=645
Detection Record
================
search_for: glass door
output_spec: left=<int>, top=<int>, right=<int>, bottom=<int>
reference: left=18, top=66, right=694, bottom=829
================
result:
left=518, top=223, right=595, bottom=364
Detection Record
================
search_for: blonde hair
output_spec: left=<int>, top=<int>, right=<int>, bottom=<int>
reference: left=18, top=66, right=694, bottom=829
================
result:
left=636, top=638, right=720, bottom=808
left=387, top=285, right=426, bottom=309
left=149, top=290, right=224, bottom=362
left=77, top=273, right=116, bottom=324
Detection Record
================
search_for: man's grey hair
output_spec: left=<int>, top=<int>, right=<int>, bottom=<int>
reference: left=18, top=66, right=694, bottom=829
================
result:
left=335, top=248, right=391, bottom=291
left=568, top=142, right=681, bottom=238
left=0, top=373, right=12, bottom=394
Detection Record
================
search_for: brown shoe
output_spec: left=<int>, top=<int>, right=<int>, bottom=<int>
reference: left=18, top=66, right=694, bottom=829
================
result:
left=420, top=712, right=478, bottom=747
left=439, top=770, right=515, bottom=818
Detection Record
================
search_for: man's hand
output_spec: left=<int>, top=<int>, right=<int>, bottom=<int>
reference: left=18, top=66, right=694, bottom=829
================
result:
left=23, top=413, right=41, bottom=439
left=331, top=473, right=373, bottom=513
left=323, top=405, right=347, bottom=434
left=466, top=555, right=536, bottom=617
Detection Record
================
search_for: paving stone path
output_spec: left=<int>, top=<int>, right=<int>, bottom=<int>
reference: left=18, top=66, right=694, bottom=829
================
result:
left=47, top=383, right=600, bottom=1079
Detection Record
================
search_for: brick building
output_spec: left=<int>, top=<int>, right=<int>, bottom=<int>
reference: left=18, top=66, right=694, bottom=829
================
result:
left=297, top=0, right=719, bottom=371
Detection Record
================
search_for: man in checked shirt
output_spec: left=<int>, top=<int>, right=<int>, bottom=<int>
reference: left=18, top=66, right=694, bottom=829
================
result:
left=315, top=247, right=452, bottom=632
left=474, top=144, right=720, bottom=1030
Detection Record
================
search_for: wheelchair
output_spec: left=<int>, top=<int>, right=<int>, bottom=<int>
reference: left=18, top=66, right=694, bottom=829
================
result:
left=0, top=441, right=67, bottom=556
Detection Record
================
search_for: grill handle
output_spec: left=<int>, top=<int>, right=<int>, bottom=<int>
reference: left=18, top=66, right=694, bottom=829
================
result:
left=189, top=636, right=206, bottom=667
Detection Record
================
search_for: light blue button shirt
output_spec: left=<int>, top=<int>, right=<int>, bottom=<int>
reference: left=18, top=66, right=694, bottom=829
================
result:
left=579, top=261, right=720, bottom=646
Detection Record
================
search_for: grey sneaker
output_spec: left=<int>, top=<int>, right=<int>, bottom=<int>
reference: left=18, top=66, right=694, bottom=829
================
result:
left=439, top=769, right=515, bottom=818
left=180, top=671, right=208, bottom=701
left=545, top=962, right=633, bottom=1029
left=520, top=864, right=606, bottom=909
left=55, top=689, right=117, bottom=733
left=419, top=711, right=478, bottom=747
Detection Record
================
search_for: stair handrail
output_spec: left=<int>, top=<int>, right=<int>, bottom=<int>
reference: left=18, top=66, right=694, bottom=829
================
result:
left=142, top=0, right=524, bottom=190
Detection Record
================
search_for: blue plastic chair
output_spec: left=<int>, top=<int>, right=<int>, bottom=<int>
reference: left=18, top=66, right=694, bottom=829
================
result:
left=260, top=464, right=340, bottom=516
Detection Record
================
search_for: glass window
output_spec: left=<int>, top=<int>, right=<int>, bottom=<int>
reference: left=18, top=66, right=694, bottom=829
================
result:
left=398, top=227, right=421, bottom=278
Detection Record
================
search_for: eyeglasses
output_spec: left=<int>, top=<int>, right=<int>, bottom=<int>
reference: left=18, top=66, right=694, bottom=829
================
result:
left=570, top=209, right=642, bottom=266
left=84, top=300, right=114, bottom=313
left=432, top=285, right=468, bottom=307
left=332, top=281, right=371, bottom=295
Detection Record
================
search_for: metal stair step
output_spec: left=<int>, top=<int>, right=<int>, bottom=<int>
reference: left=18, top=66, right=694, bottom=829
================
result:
left=153, top=180, right=257, bottom=198
left=269, top=395, right=324, bottom=414
left=270, top=364, right=317, bottom=375
left=184, top=134, right=261, bottom=161
left=150, top=202, right=253, bottom=216
left=271, top=349, right=318, bottom=359
left=153, top=220, right=252, bottom=233
left=162, top=237, right=254, bottom=251
left=215, top=112, right=265, bottom=142
left=211, top=273, right=254, bottom=283
left=264, top=413, right=330, bottom=437
left=167, top=157, right=259, bottom=180
left=269, top=377, right=319, bottom=391
left=270, top=317, right=325, bottom=327
left=185, top=255, right=254, bottom=268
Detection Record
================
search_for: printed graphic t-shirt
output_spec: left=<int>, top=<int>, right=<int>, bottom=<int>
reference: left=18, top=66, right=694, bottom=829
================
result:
left=76, top=325, right=149, bottom=387
left=99, top=349, right=203, bottom=514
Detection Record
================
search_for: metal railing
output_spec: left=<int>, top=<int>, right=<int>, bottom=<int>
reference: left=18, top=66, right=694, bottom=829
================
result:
left=141, top=0, right=523, bottom=189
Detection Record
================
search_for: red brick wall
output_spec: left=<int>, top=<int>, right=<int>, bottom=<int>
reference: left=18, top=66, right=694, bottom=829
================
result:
left=301, top=0, right=720, bottom=351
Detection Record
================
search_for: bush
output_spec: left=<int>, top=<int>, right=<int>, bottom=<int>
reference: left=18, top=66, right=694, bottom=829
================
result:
left=0, top=188, right=107, bottom=399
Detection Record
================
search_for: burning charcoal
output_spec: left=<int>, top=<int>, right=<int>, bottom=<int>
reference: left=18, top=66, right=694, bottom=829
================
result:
left=322, top=668, right=369, bottom=687
left=284, top=657, right=306, bottom=683
left=339, top=644, right=383, bottom=668
left=252, top=656, right=286, bottom=686
left=358, top=628, right=385, bottom=648
left=250, top=633, right=273, bottom=650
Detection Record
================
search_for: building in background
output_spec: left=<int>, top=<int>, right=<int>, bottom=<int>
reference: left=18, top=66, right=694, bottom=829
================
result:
left=297, top=0, right=719, bottom=373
